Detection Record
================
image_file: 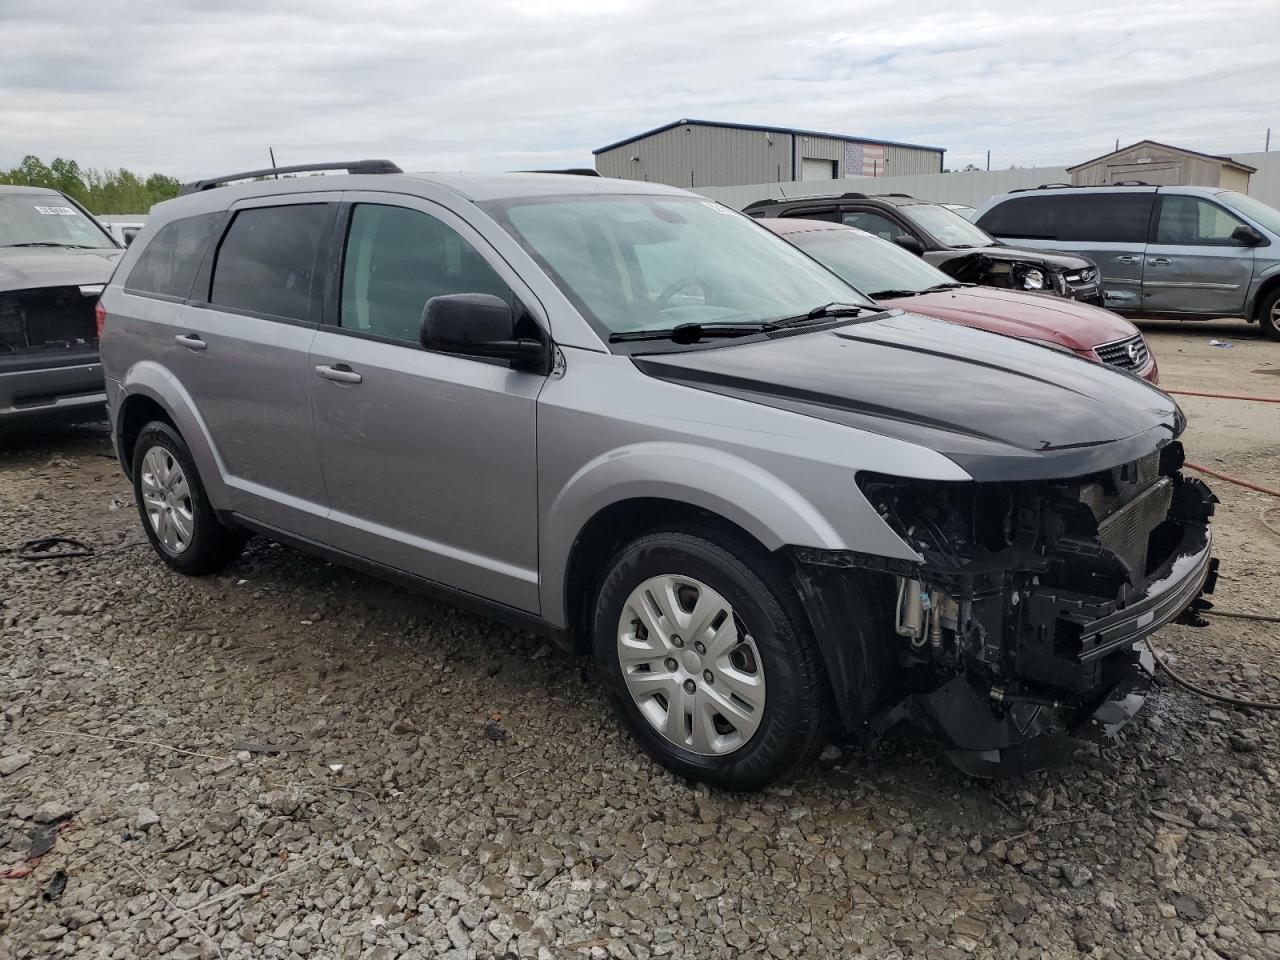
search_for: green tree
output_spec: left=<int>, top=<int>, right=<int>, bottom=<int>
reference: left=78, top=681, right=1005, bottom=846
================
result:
left=1, top=155, right=181, bottom=214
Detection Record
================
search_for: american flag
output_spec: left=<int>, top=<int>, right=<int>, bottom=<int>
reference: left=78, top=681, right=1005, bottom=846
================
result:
left=844, top=141, right=887, bottom=177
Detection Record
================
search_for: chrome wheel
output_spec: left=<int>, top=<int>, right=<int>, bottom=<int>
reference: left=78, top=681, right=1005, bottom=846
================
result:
left=140, top=445, right=194, bottom=555
left=616, top=574, right=766, bottom=756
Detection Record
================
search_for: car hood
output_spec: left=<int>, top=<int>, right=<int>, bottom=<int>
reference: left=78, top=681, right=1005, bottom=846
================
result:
left=633, top=311, right=1181, bottom=482
left=930, top=245, right=1094, bottom=271
left=881, top=286, right=1139, bottom=352
left=0, top=247, right=121, bottom=292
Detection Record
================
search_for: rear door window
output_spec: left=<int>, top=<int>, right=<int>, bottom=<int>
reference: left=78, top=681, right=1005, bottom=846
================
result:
left=209, top=204, right=330, bottom=321
left=978, top=196, right=1056, bottom=238
left=340, top=204, right=513, bottom=343
left=1154, top=195, right=1249, bottom=245
left=1055, top=194, right=1153, bottom=242
left=125, top=213, right=222, bottom=300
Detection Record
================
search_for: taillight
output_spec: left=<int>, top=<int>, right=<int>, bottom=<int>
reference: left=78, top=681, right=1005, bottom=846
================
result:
left=94, top=301, right=106, bottom=340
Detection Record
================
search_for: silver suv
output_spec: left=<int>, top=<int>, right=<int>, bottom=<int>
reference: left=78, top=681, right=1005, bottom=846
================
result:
left=100, top=161, right=1218, bottom=789
left=976, top=185, right=1280, bottom=340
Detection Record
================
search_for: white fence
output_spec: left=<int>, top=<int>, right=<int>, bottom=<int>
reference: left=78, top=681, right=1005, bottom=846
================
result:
left=697, top=150, right=1280, bottom=212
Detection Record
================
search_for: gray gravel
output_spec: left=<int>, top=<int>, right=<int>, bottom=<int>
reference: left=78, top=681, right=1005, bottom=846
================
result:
left=2, top=359, right=1279, bottom=960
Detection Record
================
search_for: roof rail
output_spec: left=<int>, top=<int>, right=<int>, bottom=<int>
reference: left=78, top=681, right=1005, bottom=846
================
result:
left=839, top=192, right=869, bottom=200
left=519, top=168, right=601, bottom=177
left=178, top=159, right=402, bottom=195
left=1110, top=180, right=1152, bottom=187
left=873, top=193, right=916, bottom=199
left=742, top=198, right=777, bottom=211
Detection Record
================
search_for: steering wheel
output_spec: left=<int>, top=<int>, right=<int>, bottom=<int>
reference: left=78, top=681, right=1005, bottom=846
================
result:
left=655, top=276, right=712, bottom=311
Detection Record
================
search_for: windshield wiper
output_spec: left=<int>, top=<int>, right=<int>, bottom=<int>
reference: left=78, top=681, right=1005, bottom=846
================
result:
left=2, top=241, right=94, bottom=249
left=923, top=282, right=964, bottom=292
left=609, top=321, right=778, bottom=344
left=868, top=289, right=924, bottom=299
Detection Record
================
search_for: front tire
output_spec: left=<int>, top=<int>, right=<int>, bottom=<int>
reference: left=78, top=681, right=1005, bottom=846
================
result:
left=1259, top=287, right=1280, bottom=342
left=592, top=528, right=828, bottom=791
left=132, top=422, right=247, bottom=575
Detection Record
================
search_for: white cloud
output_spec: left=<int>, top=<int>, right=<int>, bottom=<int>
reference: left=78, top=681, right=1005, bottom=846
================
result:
left=1, top=0, right=1276, bottom=180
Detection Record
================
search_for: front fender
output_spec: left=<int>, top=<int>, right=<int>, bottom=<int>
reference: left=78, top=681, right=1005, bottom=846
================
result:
left=119, top=361, right=230, bottom=509
left=539, top=441, right=898, bottom=629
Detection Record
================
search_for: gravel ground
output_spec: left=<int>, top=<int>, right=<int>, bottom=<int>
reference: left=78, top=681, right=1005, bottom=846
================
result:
left=1, top=321, right=1278, bottom=960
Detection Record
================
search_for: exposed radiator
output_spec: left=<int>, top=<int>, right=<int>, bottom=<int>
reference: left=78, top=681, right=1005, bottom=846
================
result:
left=1096, top=476, right=1172, bottom=576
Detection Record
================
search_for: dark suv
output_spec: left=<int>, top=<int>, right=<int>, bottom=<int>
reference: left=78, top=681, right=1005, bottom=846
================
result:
left=746, top=193, right=1103, bottom=305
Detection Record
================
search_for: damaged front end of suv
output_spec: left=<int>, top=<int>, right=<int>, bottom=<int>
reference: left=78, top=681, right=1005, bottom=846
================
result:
left=804, top=441, right=1217, bottom=775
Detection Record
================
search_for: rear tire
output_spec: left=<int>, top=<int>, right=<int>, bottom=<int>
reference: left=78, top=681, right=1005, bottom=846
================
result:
left=132, top=422, right=247, bottom=575
left=1259, top=287, right=1280, bottom=342
left=592, top=527, right=828, bottom=791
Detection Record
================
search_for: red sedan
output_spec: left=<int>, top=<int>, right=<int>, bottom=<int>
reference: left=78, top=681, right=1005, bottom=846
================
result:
left=761, top=218, right=1158, bottom=383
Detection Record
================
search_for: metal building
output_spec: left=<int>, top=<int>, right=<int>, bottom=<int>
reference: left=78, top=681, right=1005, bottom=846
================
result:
left=592, top=119, right=945, bottom=188
left=1068, top=140, right=1256, bottom=192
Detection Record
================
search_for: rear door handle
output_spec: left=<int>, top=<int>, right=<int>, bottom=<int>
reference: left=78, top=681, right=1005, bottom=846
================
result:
left=1115, top=255, right=1141, bottom=264
left=174, top=333, right=207, bottom=351
left=1148, top=257, right=1173, bottom=266
left=315, top=363, right=362, bottom=384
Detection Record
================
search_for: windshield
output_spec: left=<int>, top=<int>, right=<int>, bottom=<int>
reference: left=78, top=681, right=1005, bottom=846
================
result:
left=0, top=194, right=116, bottom=249
left=902, top=203, right=994, bottom=248
left=787, top=227, right=957, bottom=297
left=1217, top=191, right=1280, bottom=237
left=492, top=196, right=873, bottom=335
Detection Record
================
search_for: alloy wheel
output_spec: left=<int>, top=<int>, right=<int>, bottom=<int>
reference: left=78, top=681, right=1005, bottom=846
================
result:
left=139, top=445, right=194, bottom=554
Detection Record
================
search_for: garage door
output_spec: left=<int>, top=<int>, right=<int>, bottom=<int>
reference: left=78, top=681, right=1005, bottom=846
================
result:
left=801, top=158, right=837, bottom=181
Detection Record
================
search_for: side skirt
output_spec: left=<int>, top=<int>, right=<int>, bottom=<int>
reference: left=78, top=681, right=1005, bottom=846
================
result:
left=222, top=512, right=573, bottom=652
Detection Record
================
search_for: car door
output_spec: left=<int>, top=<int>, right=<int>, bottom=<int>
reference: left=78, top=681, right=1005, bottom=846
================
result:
left=308, top=193, right=545, bottom=612
left=1142, top=194, right=1255, bottom=315
left=168, top=195, right=337, bottom=540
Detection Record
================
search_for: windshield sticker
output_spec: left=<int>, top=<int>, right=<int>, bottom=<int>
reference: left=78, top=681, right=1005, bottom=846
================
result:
left=34, top=205, right=78, bottom=216
left=699, top=201, right=738, bottom=216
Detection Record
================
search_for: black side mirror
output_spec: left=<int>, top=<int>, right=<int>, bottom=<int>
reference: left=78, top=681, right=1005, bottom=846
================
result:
left=420, top=293, right=547, bottom=369
left=893, top=234, right=926, bottom=257
left=1231, top=224, right=1265, bottom=246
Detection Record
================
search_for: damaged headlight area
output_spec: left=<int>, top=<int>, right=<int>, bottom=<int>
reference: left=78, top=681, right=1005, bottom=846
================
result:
left=799, top=441, right=1219, bottom=775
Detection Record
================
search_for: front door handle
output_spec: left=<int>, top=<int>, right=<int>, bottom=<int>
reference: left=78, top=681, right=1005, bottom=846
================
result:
left=175, top=333, right=207, bottom=351
left=315, top=363, right=363, bottom=384
left=1115, top=255, right=1141, bottom=264
left=1148, top=257, right=1174, bottom=266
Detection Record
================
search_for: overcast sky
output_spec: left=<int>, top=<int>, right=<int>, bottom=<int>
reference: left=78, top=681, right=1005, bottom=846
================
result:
left=2, top=0, right=1277, bottom=180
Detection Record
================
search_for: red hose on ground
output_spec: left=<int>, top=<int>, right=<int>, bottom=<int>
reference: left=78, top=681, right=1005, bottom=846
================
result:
left=1184, top=462, right=1280, bottom=498
left=1165, top=389, right=1280, bottom=403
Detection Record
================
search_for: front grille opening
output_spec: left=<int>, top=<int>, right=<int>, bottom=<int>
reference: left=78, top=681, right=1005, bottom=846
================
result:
left=0, top=289, right=98, bottom=355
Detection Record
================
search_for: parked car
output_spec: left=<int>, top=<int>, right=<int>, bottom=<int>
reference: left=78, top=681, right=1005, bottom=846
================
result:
left=760, top=218, right=1158, bottom=382
left=99, top=215, right=149, bottom=247
left=942, top=202, right=978, bottom=221
left=99, top=163, right=1217, bottom=788
left=745, top=192, right=1105, bottom=305
left=975, top=185, right=1280, bottom=340
left=0, top=185, right=122, bottom=428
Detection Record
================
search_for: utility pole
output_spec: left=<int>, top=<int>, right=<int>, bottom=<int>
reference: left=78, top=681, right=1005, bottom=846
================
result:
left=1115, top=138, right=1119, bottom=151
left=1267, top=128, right=1272, bottom=152
left=985, top=150, right=990, bottom=172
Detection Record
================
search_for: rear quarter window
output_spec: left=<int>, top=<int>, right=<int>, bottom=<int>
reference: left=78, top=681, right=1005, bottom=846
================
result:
left=124, top=213, right=222, bottom=300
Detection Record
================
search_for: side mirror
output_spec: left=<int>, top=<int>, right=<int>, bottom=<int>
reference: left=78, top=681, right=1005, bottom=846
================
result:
left=1231, top=224, right=1265, bottom=246
left=893, top=234, right=926, bottom=257
left=420, top=293, right=546, bottom=368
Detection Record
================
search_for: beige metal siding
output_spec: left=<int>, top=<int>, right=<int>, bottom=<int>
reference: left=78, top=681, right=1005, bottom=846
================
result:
left=885, top=144, right=942, bottom=177
left=596, top=123, right=791, bottom=187
left=1071, top=143, right=1241, bottom=188
left=1220, top=167, right=1251, bottom=193
left=595, top=123, right=945, bottom=188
